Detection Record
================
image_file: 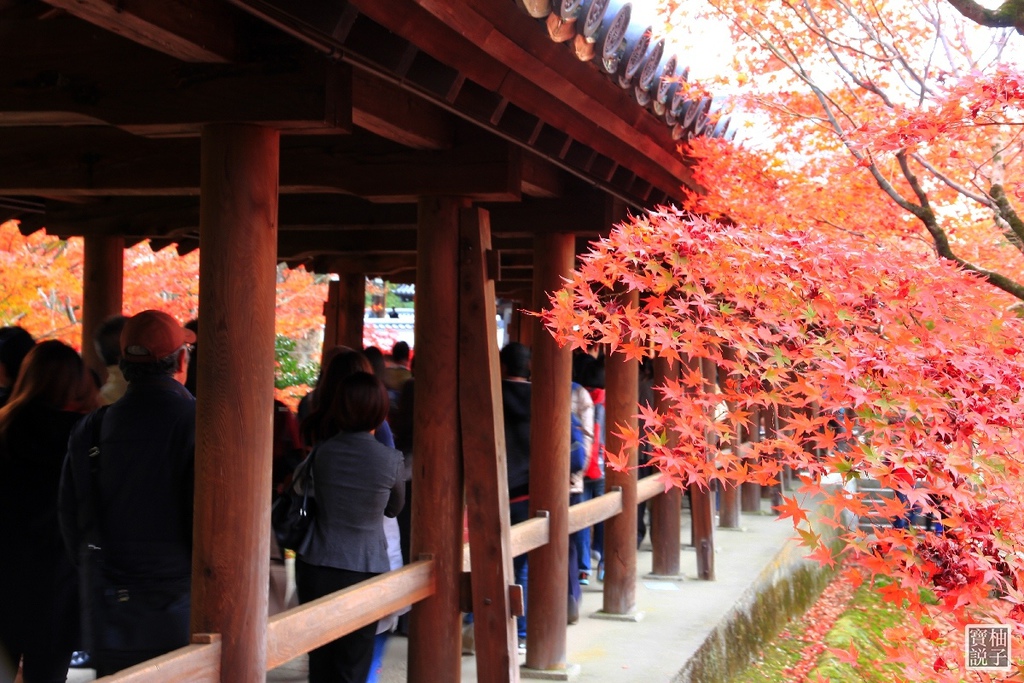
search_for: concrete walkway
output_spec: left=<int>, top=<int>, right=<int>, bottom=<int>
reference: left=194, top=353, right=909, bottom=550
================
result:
left=69, top=505, right=805, bottom=683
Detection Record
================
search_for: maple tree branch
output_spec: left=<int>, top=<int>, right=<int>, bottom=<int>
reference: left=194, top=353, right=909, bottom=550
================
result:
left=991, top=184, right=1024, bottom=246
left=944, top=0, right=1024, bottom=34
left=895, top=152, right=1024, bottom=299
left=909, top=152, right=999, bottom=208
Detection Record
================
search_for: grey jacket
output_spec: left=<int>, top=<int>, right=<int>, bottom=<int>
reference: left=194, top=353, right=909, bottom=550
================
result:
left=300, top=431, right=405, bottom=573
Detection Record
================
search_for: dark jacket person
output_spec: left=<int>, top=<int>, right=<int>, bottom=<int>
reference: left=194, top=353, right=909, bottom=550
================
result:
left=59, top=310, right=196, bottom=676
left=0, top=341, right=97, bottom=683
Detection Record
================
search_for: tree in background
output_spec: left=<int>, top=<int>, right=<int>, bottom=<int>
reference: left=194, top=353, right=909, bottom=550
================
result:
left=544, top=208, right=1024, bottom=680
left=0, top=219, right=328, bottom=408
left=667, top=0, right=1024, bottom=301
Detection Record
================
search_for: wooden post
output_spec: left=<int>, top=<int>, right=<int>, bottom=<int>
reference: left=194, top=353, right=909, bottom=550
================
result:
left=322, top=273, right=366, bottom=355
left=409, top=197, right=464, bottom=683
left=602, top=289, right=639, bottom=615
left=81, top=235, right=124, bottom=378
left=741, top=408, right=762, bottom=512
left=525, top=232, right=574, bottom=668
left=650, top=356, right=681, bottom=577
left=690, top=357, right=716, bottom=580
left=717, top=361, right=741, bottom=529
left=192, top=124, right=279, bottom=683
left=459, top=206, right=519, bottom=682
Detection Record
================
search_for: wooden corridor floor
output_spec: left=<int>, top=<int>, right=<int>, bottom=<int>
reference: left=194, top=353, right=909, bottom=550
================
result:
left=66, top=503, right=801, bottom=683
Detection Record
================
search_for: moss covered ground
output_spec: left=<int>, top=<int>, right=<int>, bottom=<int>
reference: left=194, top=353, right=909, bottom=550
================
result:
left=731, top=577, right=905, bottom=682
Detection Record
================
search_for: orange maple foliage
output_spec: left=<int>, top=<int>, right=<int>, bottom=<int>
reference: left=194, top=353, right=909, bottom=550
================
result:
left=664, top=0, right=1024, bottom=303
left=543, top=208, right=1024, bottom=680
left=0, top=219, right=327, bottom=361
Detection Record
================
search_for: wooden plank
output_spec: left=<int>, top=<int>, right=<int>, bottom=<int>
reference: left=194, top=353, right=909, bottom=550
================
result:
left=407, top=0, right=697, bottom=194
left=95, top=641, right=221, bottom=683
left=409, top=197, right=466, bottom=683
left=0, top=13, right=350, bottom=136
left=602, top=288, right=640, bottom=615
left=526, top=231, right=574, bottom=669
left=266, top=560, right=436, bottom=669
left=191, top=124, right=278, bottom=681
left=81, top=235, right=124, bottom=380
left=0, top=128, right=521, bottom=200
left=311, top=254, right=417, bottom=277
left=520, top=152, right=563, bottom=198
left=637, top=474, right=665, bottom=504
left=463, top=513, right=551, bottom=572
left=41, top=0, right=244, bottom=63
left=459, top=206, right=519, bottom=682
left=566, top=488, right=623, bottom=534
left=352, top=68, right=454, bottom=150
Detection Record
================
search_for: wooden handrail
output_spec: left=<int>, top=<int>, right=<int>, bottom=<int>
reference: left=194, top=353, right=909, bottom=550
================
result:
left=462, top=511, right=551, bottom=571
left=96, top=638, right=222, bottom=682
left=567, top=487, right=623, bottom=534
left=265, top=558, right=435, bottom=669
left=637, top=474, right=666, bottom=504
left=97, top=479, right=672, bottom=681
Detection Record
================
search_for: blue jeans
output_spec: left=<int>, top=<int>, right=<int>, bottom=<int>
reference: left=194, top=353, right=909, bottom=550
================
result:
left=577, top=479, right=605, bottom=571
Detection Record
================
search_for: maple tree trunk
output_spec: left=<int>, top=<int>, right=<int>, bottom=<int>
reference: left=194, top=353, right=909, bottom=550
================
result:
left=191, top=123, right=278, bottom=683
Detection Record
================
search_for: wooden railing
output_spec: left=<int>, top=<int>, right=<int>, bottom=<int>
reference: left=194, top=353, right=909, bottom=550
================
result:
left=97, top=475, right=666, bottom=681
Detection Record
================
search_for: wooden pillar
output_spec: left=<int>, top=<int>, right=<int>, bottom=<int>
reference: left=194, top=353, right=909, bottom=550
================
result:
left=741, top=408, right=762, bottom=512
left=322, top=273, right=365, bottom=355
left=602, top=290, right=639, bottom=615
left=526, top=232, right=574, bottom=669
left=690, top=357, right=716, bottom=580
left=650, top=356, right=681, bottom=577
left=81, top=235, right=124, bottom=378
left=192, top=124, right=279, bottom=682
left=409, top=197, right=464, bottom=683
left=717, top=361, right=741, bottom=529
left=459, top=207, right=518, bottom=682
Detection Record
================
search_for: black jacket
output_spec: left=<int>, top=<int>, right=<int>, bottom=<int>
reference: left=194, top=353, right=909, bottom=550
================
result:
left=60, top=375, right=196, bottom=583
left=502, top=380, right=531, bottom=499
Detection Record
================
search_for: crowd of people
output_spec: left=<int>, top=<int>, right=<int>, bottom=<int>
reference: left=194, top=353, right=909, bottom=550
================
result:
left=0, top=311, right=629, bottom=682
left=0, top=313, right=418, bottom=683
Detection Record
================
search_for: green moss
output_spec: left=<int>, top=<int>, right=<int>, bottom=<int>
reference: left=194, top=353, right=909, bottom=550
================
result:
left=729, top=579, right=909, bottom=683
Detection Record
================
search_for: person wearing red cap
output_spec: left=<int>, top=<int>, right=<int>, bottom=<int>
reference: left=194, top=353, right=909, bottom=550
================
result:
left=59, top=310, right=196, bottom=676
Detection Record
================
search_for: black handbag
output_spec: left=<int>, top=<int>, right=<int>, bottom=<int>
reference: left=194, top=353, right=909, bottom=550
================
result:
left=271, top=448, right=318, bottom=554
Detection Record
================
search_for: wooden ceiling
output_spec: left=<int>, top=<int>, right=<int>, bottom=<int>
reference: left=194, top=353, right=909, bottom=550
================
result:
left=1, top=0, right=718, bottom=288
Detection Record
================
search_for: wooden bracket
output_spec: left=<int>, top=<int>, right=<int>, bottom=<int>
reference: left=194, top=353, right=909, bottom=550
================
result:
left=508, top=584, right=525, bottom=617
left=534, top=509, right=551, bottom=519
left=486, top=249, right=501, bottom=282
left=191, top=633, right=221, bottom=644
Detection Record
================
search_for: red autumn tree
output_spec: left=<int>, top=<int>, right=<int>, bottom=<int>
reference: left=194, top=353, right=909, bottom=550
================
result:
left=664, top=0, right=1024, bottom=301
left=543, top=208, right=1024, bottom=679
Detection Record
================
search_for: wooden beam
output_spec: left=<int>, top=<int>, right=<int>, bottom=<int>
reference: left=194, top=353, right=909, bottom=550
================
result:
left=459, top=206, right=519, bottom=682
left=520, top=152, right=562, bottom=198
left=602, top=289, right=640, bottom=616
left=526, top=231, right=574, bottom=669
left=487, top=195, right=607, bottom=236
left=2, top=11, right=462, bottom=145
left=81, top=235, right=124, bottom=380
left=651, top=356, right=682, bottom=577
left=41, top=0, right=244, bottom=63
left=277, top=229, right=418, bottom=259
left=0, top=127, right=522, bottom=200
left=191, top=124, right=278, bottom=681
left=410, top=196, right=465, bottom=682
left=98, top=641, right=221, bottom=683
left=352, top=68, right=454, bottom=150
left=311, top=253, right=417, bottom=277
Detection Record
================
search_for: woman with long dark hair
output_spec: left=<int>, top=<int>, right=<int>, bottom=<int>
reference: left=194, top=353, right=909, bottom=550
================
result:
left=296, top=370, right=405, bottom=683
left=0, top=341, right=98, bottom=682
